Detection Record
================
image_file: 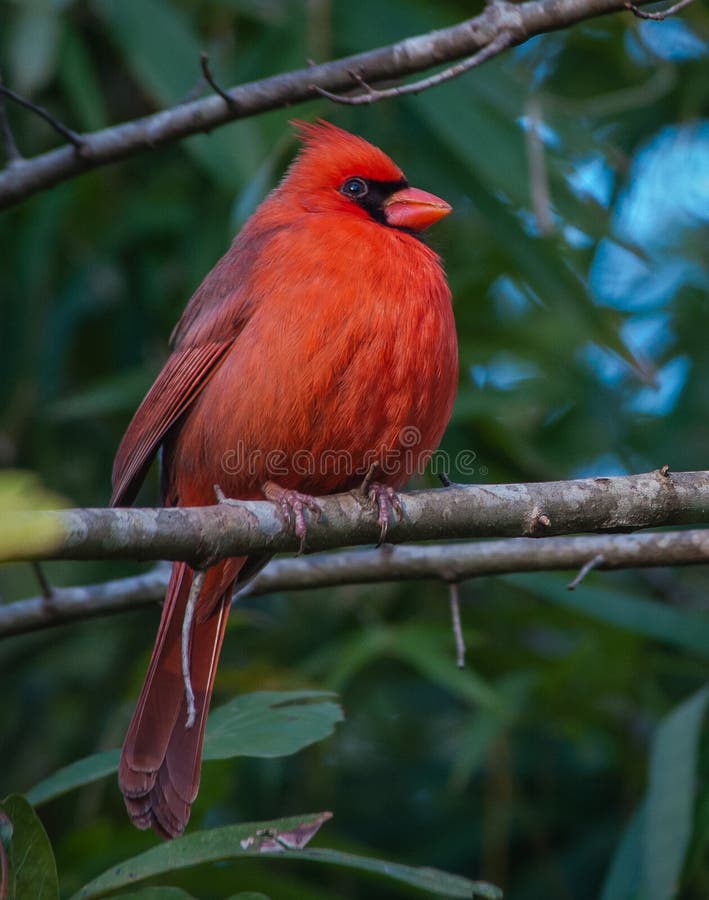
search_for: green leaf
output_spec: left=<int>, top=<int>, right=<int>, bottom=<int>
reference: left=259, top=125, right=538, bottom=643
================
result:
left=7, top=4, right=62, bottom=95
left=26, top=749, right=120, bottom=807
left=450, top=672, right=535, bottom=789
left=227, top=894, right=272, bottom=900
left=316, top=624, right=498, bottom=709
left=49, top=368, right=161, bottom=421
left=203, top=690, right=343, bottom=759
left=111, top=890, right=197, bottom=900
left=599, top=802, right=646, bottom=900
left=642, top=686, right=709, bottom=900
left=0, top=794, right=59, bottom=900
left=27, top=691, right=342, bottom=805
left=58, top=29, right=110, bottom=132
left=95, top=0, right=201, bottom=105
left=70, top=812, right=501, bottom=900
left=388, top=624, right=500, bottom=709
left=417, top=71, right=530, bottom=211
left=599, top=687, right=709, bottom=900
left=226, top=894, right=271, bottom=900
left=510, top=574, right=709, bottom=658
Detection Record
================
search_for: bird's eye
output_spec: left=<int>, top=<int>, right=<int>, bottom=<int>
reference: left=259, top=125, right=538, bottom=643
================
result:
left=341, top=177, right=368, bottom=199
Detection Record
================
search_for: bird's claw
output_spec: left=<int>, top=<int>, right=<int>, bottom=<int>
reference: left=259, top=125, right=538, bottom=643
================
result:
left=262, top=481, right=321, bottom=553
left=214, top=484, right=234, bottom=504
left=367, top=482, right=404, bottom=545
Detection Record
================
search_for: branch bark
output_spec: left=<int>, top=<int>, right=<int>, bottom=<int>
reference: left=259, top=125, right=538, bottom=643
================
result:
left=3, top=469, right=708, bottom=567
left=3, top=528, right=709, bottom=638
left=0, top=0, right=656, bottom=209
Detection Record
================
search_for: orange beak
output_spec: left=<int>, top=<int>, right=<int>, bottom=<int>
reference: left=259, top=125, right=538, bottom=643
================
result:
left=383, top=186, right=452, bottom=232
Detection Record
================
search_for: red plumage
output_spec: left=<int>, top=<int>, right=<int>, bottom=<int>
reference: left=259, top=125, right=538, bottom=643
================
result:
left=113, top=120, right=458, bottom=838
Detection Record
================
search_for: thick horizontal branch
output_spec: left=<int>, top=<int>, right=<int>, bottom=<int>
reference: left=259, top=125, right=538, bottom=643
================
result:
left=3, top=528, right=709, bottom=637
left=0, top=0, right=655, bottom=209
left=3, top=470, right=709, bottom=570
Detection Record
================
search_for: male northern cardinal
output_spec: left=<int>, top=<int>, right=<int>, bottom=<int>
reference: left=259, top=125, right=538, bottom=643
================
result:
left=112, top=120, right=458, bottom=838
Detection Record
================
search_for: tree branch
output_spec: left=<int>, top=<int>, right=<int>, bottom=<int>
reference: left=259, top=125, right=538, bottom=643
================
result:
left=2, top=527, right=708, bottom=638
left=4, top=470, right=708, bottom=568
left=0, top=0, right=659, bottom=210
left=313, top=31, right=516, bottom=105
left=625, top=0, right=696, bottom=20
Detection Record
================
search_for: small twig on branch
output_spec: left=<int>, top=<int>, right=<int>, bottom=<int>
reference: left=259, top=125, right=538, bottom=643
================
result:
left=3, top=527, right=709, bottom=638
left=0, top=82, right=85, bottom=152
left=200, top=53, right=238, bottom=109
left=624, top=0, right=695, bottom=19
left=529, top=508, right=552, bottom=536
left=31, top=562, right=54, bottom=600
left=313, top=31, right=515, bottom=105
left=182, top=569, right=205, bottom=728
left=567, top=553, right=605, bottom=590
left=0, top=74, right=22, bottom=165
left=449, top=583, right=466, bottom=668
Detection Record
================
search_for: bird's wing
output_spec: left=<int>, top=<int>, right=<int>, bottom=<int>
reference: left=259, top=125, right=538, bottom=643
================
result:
left=111, top=341, right=232, bottom=507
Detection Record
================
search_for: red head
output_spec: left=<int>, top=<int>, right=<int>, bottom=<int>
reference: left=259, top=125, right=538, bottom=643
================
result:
left=278, top=120, right=451, bottom=232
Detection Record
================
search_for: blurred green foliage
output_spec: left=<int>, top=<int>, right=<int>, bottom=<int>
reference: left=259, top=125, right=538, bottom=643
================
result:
left=1, top=0, right=709, bottom=897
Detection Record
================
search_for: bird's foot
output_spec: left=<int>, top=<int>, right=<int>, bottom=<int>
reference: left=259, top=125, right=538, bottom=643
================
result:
left=356, top=465, right=403, bottom=544
left=367, top=482, right=404, bottom=545
left=262, top=481, right=322, bottom=553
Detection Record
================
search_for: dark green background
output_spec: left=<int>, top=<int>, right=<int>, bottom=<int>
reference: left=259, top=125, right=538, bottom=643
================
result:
left=1, top=0, right=708, bottom=897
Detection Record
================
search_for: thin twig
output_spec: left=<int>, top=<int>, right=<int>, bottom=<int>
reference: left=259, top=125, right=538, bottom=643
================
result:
left=0, top=83, right=85, bottom=151
left=524, top=96, right=554, bottom=236
left=0, top=74, right=22, bottom=164
left=31, top=562, right=54, bottom=600
left=567, top=553, right=606, bottom=590
left=625, top=0, right=695, bottom=19
left=313, top=31, right=516, bottom=105
left=449, top=582, right=466, bottom=668
left=200, top=53, right=237, bottom=109
left=182, top=568, right=205, bottom=729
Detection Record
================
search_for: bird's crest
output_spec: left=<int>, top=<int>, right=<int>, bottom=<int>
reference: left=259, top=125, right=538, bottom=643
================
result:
left=287, top=118, right=405, bottom=187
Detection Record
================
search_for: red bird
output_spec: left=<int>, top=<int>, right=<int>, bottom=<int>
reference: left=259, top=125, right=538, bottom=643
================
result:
left=112, top=121, right=458, bottom=838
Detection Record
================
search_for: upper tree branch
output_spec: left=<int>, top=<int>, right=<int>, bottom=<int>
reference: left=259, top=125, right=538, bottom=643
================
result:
left=625, top=0, right=696, bottom=19
left=0, top=0, right=656, bottom=210
left=4, top=470, right=709, bottom=568
left=312, top=31, right=516, bottom=105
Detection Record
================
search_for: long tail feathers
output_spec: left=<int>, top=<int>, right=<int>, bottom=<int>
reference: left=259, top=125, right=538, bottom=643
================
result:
left=119, top=560, right=238, bottom=838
